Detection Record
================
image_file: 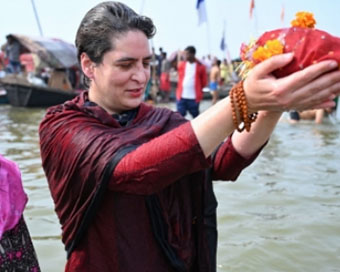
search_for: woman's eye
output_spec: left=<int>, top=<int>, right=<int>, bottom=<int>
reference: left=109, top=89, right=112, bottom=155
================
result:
left=119, top=63, right=132, bottom=69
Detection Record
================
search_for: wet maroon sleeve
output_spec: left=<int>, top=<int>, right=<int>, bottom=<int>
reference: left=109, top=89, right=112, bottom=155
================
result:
left=212, top=136, right=266, bottom=181
left=110, top=122, right=211, bottom=195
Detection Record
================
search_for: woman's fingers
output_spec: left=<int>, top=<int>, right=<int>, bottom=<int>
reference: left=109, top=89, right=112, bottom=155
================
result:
left=244, top=56, right=340, bottom=112
left=277, top=60, right=340, bottom=93
left=252, top=53, right=294, bottom=78
left=258, top=61, right=340, bottom=111
left=290, top=78, right=340, bottom=110
left=311, top=100, right=336, bottom=110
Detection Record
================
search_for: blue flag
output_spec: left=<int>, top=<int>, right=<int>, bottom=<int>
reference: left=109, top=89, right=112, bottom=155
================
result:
left=196, top=0, right=207, bottom=25
left=220, top=35, right=225, bottom=51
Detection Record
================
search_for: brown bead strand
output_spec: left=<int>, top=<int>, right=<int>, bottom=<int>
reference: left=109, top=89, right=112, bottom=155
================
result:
left=229, top=85, right=240, bottom=130
left=229, top=81, right=258, bottom=132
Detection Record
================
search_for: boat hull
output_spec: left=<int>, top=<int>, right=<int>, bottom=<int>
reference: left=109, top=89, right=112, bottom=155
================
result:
left=3, top=83, right=78, bottom=107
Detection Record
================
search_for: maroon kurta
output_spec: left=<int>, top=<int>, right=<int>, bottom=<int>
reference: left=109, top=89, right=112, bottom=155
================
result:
left=39, top=92, right=264, bottom=272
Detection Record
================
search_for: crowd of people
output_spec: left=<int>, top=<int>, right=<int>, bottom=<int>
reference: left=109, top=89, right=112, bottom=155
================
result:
left=6, top=32, right=336, bottom=125
left=145, top=46, right=239, bottom=107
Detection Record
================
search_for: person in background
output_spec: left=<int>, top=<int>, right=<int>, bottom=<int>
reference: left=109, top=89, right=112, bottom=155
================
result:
left=209, top=58, right=221, bottom=105
left=39, top=2, right=340, bottom=271
left=202, top=54, right=213, bottom=74
left=176, top=46, right=207, bottom=118
left=159, top=51, right=172, bottom=102
left=289, top=96, right=338, bottom=124
left=289, top=107, right=336, bottom=124
left=4, top=35, right=21, bottom=74
left=156, top=47, right=164, bottom=79
left=0, top=50, right=6, bottom=71
left=0, top=50, right=6, bottom=78
left=0, top=154, right=40, bottom=271
left=219, top=58, right=229, bottom=87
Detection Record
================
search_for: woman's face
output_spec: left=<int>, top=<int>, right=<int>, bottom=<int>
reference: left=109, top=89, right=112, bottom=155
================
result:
left=88, top=30, right=152, bottom=114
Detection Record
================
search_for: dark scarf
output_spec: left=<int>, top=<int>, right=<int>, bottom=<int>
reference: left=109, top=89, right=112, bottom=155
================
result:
left=39, top=91, right=187, bottom=254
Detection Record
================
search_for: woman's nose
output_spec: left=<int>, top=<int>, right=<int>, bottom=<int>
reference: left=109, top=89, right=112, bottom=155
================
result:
left=131, top=64, right=148, bottom=84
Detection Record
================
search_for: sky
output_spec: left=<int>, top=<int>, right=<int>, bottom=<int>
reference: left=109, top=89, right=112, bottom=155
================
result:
left=1, top=0, right=339, bottom=60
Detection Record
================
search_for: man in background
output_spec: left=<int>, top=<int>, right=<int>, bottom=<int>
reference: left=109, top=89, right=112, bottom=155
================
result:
left=176, top=46, right=207, bottom=118
left=4, top=35, right=21, bottom=74
left=209, top=58, right=221, bottom=105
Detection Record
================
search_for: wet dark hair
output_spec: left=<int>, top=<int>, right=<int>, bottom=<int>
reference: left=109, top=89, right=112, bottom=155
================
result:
left=184, top=46, right=196, bottom=56
left=75, top=1, right=156, bottom=88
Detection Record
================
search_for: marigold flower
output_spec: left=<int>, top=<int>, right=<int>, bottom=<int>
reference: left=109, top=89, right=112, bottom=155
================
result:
left=266, top=39, right=284, bottom=55
left=291, top=11, right=316, bottom=28
left=252, top=39, right=284, bottom=62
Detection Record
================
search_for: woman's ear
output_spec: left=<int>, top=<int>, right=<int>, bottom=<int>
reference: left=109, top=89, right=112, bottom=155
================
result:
left=80, top=53, right=95, bottom=80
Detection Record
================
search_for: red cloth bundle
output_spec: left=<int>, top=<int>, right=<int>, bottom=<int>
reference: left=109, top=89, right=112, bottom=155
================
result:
left=256, top=27, right=340, bottom=77
left=240, top=12, right=340, bottom=78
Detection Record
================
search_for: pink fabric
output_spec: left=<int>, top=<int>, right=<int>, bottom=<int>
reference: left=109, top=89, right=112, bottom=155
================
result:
left=0, top=155, right=28, bottom=239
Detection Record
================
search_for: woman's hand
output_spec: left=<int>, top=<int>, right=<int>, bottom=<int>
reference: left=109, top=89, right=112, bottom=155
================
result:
left=244, top=53, right=340, bottom=112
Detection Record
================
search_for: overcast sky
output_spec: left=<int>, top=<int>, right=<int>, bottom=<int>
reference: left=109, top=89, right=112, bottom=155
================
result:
left=1, top=0, right=339, bottom=60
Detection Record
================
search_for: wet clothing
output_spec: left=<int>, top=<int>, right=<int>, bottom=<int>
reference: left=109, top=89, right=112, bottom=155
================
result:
left=39, top=91, right=264, bottom=272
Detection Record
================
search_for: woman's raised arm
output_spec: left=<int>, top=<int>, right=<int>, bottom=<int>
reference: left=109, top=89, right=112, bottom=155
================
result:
left=191, top=53, right=340, bottom=158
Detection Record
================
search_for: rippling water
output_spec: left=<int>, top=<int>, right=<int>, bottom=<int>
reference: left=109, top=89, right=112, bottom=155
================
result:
left=1, top=102, right=339, bottom=272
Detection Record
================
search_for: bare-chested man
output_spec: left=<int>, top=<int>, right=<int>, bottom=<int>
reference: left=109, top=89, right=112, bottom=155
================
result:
left=209, top=59, right=221, bottom=105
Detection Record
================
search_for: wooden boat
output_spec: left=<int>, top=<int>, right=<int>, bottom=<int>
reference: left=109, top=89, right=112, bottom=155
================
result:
left=1, top=34, right=80, bottom=107
left=0, top=87, right=9, bottom=104
left=1, top=78, right=78, bottom=107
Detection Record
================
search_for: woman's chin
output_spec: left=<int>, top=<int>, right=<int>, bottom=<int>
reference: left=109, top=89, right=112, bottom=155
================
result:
left=124, top=97, right=144, bottom=110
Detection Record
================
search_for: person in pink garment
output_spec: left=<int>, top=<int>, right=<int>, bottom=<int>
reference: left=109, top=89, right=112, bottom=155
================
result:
left=0, top=154, right=40, bottom=271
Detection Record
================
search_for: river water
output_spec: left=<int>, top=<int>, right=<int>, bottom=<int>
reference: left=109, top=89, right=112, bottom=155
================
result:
left=1, top=101, right=339, bottom=272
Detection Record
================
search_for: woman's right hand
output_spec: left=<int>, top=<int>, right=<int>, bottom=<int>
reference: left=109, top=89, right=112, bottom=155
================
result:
left=243, top=53, right=340, bottom=112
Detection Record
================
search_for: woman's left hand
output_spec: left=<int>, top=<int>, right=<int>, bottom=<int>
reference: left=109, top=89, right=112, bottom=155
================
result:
left=243, top=53, right=340, bottom=112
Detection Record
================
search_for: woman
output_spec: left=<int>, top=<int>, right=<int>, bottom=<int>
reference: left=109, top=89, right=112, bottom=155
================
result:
left=39, top=2, right=340, bottom=272
left=0, top=154, right=40, bottom=271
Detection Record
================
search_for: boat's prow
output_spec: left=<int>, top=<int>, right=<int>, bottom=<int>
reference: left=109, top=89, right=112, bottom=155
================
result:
left=0, top=76, right=78, bottom=107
